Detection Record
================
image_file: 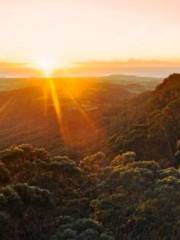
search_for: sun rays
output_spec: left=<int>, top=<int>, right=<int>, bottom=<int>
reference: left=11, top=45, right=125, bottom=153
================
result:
left=39, top=76, right=98, bottom=146
left=32, top=58, right=99, bottom=145
left=47, top=79, right=62, bottom=121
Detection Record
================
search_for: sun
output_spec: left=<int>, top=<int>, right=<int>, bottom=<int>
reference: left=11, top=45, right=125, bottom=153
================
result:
left=34, top=57, right=57, bottom=77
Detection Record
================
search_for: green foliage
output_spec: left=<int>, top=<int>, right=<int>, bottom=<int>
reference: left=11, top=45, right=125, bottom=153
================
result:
left=50, top=217, right=114, bottom=240
left=0, top=163, right=10, bottom=184
left=80, top=152, right=107, bottom=173
left=0, top=140, right=180, bottom=240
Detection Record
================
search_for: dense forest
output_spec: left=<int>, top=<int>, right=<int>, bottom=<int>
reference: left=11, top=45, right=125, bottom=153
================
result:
left=0, top=74, right=180, bottom=240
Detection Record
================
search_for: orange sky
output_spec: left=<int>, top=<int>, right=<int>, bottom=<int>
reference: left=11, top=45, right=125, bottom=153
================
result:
left=0, top=0, right=180, bottom=76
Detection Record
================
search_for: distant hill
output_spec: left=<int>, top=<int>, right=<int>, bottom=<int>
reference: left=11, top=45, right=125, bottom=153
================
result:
left=0, top=78, right=27, bottom=90
left=0, top=74, right=162, bottom=93
left=102, top=74, right=162, bottom=93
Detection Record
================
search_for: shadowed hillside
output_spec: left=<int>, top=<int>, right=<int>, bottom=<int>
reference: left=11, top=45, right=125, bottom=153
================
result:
left=109, top=74, right=180, bottom=164
left=0, top=79, right=133, bottom=158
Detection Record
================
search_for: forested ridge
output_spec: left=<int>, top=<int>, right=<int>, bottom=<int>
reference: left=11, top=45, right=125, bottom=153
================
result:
left=0, top=74, right=180, bottom=239
left=108, top=73, right=180, bottom=163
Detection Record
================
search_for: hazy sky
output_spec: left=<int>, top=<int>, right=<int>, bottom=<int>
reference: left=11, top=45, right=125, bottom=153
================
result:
left=1, top=0, right=180, bottom=63
left=0, top=0, right=180, bottom=76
